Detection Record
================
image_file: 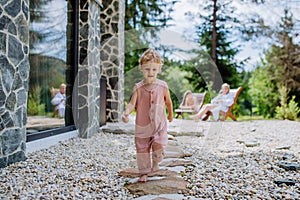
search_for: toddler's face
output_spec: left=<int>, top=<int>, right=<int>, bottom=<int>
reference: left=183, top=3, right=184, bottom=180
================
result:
left=140, top=63, right=161, bottom=82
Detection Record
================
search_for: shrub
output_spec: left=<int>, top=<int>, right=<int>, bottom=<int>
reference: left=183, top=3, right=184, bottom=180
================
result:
left=275, top=86, right=300, bottom=120
left=27, top=87, right=41, bottom=116
left=27, top=93, right=39, bottom=115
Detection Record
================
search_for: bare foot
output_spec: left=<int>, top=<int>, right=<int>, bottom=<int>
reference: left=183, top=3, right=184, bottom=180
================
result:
left=138, top=174, right=147, bottom=182
left=189, top=114, right=200, bottom=121
left=152, top=162, right=160, bottom=172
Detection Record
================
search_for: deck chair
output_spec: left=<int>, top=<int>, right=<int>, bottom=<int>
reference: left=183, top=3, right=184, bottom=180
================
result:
left=175, top=92, right=206, bottom=119
left=203, top=87, right=243, bottom=121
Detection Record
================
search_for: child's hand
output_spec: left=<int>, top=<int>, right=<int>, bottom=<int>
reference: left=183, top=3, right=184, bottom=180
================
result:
left=168, top=114, right=173, bottom=122
left=122, top=114, right=129, bottom=123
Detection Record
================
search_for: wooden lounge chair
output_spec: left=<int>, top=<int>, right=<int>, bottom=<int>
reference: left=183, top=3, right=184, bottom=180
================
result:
left=175, top=92, right=206, bottom=119
left=203, top=87, right=243, bottom=121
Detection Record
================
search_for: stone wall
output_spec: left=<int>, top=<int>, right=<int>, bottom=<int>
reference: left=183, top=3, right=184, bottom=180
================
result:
left=100, top=0, right=125, bottom=122
left=0, top=0, right=125, bottom=167
left=0, top=0, right=29, bottom=168
left=73, top=0, right=102, bottom=138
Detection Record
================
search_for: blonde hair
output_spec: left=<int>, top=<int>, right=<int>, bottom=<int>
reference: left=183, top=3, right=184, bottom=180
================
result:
left=220, top=83, right=230, bottom=94
left=222, top=83, right=230, bottom=89
left=139, top=48, right=163, bottom=69
left=180, top=90, right=193, bottom=107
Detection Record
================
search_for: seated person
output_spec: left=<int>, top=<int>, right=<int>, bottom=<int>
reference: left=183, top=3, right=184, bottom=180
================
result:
left=51, top=83, right=66, bottom=118
left=179, top=90, right=196, bottom=111
left=190, top=83, right=234, bottom=121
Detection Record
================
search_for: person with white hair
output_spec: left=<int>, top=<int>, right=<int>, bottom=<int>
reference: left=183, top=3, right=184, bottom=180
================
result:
left=51, top=83, right=66, bottom=118
left=190, top=83, right=234, bottom=121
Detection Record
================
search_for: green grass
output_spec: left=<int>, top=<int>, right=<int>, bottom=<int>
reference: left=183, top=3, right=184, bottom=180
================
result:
left=174, top=114, right=268, bottom=121
left=236, top=115, right=265, bottom=121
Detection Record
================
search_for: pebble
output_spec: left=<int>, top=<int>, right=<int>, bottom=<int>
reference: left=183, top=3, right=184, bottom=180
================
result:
left=0, top=120, right=299, bottom=199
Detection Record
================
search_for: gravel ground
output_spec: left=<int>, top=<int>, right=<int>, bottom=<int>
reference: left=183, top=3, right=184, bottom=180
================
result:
left=0, top=119, right=299, bottom=199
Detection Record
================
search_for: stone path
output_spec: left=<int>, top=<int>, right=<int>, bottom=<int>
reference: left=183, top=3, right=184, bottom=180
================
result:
left=102, top=118, right=202, bottom=199
left=119, top=136, right=195, bottom=199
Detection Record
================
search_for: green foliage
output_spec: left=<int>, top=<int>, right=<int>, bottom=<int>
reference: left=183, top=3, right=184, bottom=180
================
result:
left=233, top=71, right=253, bottom=116
left=124, top=65, right=143, bottom=103
left=232, top=103, right=241, bottom=119
left=248, top=10, right=300, bottom=118
left=184, top=0, right=244, bottom=92
left=183, top=50, right=216, bottom=92
left=29, top=54, right=65, bottom=89
left=248, top=65, right=279, bottom=118
left=125, top=0, right=176, bottom=31
left=160, top=62, right=194, bottom=109
left=275, top=87, right=300, bottom=120
left=124, top=59, right=194, bottom=111
left=270, top=10, right=300, bottom=104
left=28, top=54, right=65, bottom=114
left=124, top=0, right=176, bottom=74
left=27, top=97, right=38, bottom=116
left=27, top=88, right=41, bottom=116
left=124, top=1, right=178, bottom=111
left=38, top=104, right=46, bottom=116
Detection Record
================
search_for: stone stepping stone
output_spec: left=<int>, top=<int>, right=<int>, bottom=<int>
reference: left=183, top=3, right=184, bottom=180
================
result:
left=168, top=130, right=204, bottom=137
left=119, top=168, right=178, bottom=178
left=160, top=166, right=186, bottom=173
left=274, top=179, right=296, bottom=186
left=125, top=176, right=189, bottom=196
left=165, top=145, right=192, bottom=158
left=101, top=125, right=133, bottom=134
left=101, top=121, right=204, bottom=137
left=167, top=140, right=179, bottom=146
left=244, top=141, right=260, bottom=147
left=134, top=194, right=200, bottom=200
left=276, top=145, right=291, bottom=150
left=236, top=140, right=260, bottom=147
left=282, top=153, right=294, bottom=160
left=167, top=134, right=177, bottom=141
left=160, top=158, right=195, bottom=167
left=118, top=135, right=193, bottom=197
left=278, top=161, right=300, bottom=171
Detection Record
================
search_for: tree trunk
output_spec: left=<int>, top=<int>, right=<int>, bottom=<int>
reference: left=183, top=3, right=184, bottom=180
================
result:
left=212, top=0, right=217, bottom=64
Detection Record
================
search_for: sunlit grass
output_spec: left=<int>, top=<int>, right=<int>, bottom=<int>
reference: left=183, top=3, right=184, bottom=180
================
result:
left=237, top=115, right=265, bottom=121
left=175, top=114, right=268, bottom=121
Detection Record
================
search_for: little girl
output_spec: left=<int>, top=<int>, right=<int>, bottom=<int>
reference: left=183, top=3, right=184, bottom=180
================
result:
left=122, top=48, right=173, bottom=182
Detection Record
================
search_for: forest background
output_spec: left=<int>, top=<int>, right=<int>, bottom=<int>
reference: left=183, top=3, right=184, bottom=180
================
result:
left=124, top=0, right=300, bottom=121
left=28, top=0, right=300, bottom=121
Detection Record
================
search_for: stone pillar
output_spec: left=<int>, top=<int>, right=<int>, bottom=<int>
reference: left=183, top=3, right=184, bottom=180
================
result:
left=100, top=0, right=125, bottom=122
left=0, top=0, right=29, bottom=168
left=73, top=0, right=102, bottom=138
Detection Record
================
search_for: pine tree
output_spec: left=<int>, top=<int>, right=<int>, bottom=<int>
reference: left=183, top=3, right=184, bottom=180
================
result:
left=184, top=0, right=243, bottom=91
left=124, top=0, right=177, bottom=72
left=29, top=0, right=54, bottom=51
left=249, top=9, right=300, bottom=117
left=124, top=0, right=177, bottom=103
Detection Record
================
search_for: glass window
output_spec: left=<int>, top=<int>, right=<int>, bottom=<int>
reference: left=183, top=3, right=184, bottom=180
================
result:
left=27, top=0, right=68, bottom=135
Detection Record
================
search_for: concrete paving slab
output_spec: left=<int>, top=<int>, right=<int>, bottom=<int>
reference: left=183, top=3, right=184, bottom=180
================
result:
left=26, top=130, right=78, bottom=153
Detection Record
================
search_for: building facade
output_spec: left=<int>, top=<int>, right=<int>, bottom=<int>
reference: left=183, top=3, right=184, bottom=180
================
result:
left=0, top=0, right=124, bottom=168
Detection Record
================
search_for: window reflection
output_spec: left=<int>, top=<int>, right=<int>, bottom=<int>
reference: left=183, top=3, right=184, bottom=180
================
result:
left=27, top=0, right=67, bottom=134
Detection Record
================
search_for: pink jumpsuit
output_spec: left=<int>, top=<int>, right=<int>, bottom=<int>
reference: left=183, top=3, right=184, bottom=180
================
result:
left=134, top=79, right=168, bottom=175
